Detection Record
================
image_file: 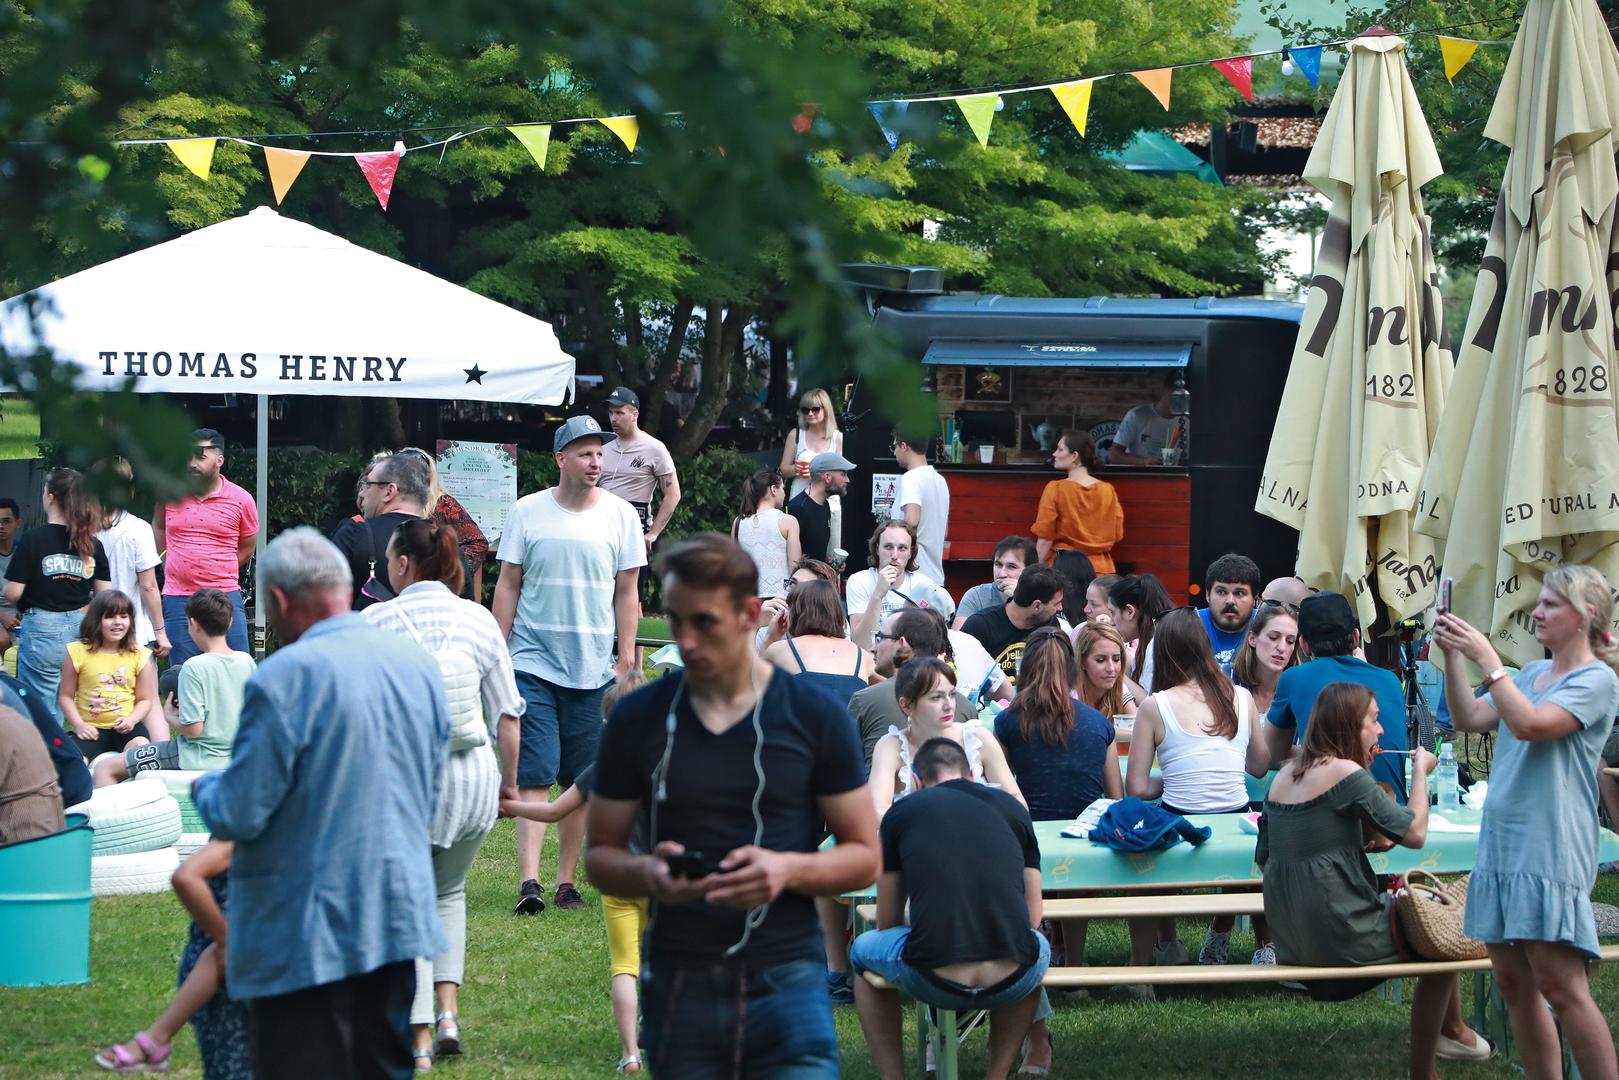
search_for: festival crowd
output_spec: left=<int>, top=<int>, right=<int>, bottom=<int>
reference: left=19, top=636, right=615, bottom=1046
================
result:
left=3, top=387, right=1618, bottom=1080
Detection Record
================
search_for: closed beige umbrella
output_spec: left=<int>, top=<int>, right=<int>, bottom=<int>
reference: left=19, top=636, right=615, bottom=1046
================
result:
left=1417, top=0, right=1619, bottom=666
left=1256, top=31, right=1451, bottom=628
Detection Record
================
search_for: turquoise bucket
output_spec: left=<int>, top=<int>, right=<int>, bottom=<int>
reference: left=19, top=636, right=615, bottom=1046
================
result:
left=0, top=812, right=92, bottom=986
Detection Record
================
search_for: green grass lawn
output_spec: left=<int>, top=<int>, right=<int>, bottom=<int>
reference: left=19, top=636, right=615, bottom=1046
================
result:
left=0, top=396, right=41, bottom=460
left=7, top=825, right=1619, bottom=1079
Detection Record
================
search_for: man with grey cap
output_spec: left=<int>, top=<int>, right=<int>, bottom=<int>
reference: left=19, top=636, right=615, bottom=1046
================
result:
left=600, top=387, right=681, bottom=548
left=493, top=415, right=646, bottom=914
left=789, top=450, right=855, bottom=564
left=193, top=528, right=450, bottom=1075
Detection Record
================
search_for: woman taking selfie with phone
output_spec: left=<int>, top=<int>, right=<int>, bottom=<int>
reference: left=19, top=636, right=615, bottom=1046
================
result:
left=1433, top=565, right=1619, bottom=1080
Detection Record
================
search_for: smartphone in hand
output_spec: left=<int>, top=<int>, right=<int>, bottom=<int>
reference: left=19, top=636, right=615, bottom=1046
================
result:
left=664, top=851, right=714, bottom=879
left=1437, top=577, right=1453, bottom=616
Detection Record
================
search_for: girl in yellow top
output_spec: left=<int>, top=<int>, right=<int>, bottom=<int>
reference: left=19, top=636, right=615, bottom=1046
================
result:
left=60, top=590, right=161, bottom=762
left=1031, top=430, right=1124, bottom=574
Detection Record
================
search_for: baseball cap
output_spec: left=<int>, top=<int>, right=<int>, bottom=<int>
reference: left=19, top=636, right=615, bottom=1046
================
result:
left=605, top=387, right=639, bottom=409
left=553, top=415, right=618, bottom=453
left=1296, top=592, right=1357, bottom=643
left=809, top=451, right=857, bottom=474
left=159, top=667, right=183, bottom=701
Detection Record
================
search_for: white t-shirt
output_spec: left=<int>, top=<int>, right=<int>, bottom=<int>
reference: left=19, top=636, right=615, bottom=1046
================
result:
left=1112, top=404, right=1181, bottom=460
left=501, top=489, right=647, bottom=689
left=97, top=513, right=162, bottom=645
left=846, top=568, right=955, bottom=646
left=891, top=464, right=951, bottom=584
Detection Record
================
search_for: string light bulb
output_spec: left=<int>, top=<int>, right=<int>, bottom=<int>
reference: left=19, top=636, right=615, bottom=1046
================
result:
left=1281, top=49, right=1295, bottom=76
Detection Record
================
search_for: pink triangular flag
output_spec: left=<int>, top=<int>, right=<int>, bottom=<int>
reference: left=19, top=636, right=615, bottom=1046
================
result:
left=355, top=145, right=403, bottom=210
left=1211, top=57, right=1255, bottom=102
left=1130, top=69, right=1174, bottom=110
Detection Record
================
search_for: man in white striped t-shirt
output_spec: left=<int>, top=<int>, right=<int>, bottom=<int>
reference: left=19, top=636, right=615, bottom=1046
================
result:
left=494, top=415, right=646, bottom=914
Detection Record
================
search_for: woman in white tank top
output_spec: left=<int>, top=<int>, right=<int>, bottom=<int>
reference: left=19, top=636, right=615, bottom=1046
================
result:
left=1124, top=608, right=1271, bottom=974
left=732, top=470, right=801, bottom=598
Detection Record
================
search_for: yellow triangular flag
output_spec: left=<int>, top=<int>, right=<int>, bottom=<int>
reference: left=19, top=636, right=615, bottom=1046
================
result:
left=1438, top=36, right=1481, bottom=82
left=262, top=146, right=311, bottom=205
left=1050, top=80, right=1094, bottom=138
left=168, top=138, right=217, bottom=180
left=598, top=116, right=639, bottom=154
left=1130, top=68, right=1174, bottom=110
left=955, top=94, right=999, bottom=148
left=508, top=124, right=553, bottom=169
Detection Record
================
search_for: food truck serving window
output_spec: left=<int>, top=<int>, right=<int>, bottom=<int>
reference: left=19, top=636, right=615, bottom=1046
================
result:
left=921, top=340, right=1193, bottom=368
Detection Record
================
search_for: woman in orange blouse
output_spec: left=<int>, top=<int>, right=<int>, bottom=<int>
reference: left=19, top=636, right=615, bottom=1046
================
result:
left=1031, top=431, right=1124, bottom=574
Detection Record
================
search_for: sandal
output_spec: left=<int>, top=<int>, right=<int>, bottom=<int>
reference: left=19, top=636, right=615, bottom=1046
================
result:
left=95, top=1032, right=171, bottom=1073
left=413, top=1048, right=433, bottom=1073
left=617, top=1055, right=642, bottom=1075
left=434, top=1012, right=462, bottom=1057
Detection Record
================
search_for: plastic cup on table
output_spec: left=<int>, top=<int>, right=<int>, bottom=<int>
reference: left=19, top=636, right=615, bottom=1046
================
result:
left=979, top=445, right=994, bottom=464
left=1113, top=713, right=1134, bottom=754
left=1160, top=446, right=1178, bottom=467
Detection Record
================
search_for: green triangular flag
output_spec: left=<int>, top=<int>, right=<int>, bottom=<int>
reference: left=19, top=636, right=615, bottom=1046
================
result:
left=956, top=94, right=999, bottom=148
left=508, top=124, right=553, bottom=169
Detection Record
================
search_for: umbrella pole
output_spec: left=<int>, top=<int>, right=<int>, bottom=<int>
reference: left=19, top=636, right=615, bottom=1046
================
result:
left=254, top=393, right=268, bottom=656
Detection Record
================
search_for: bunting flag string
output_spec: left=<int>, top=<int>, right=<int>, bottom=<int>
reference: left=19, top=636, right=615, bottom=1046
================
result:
left=112, top=15, right=1529, bottom=208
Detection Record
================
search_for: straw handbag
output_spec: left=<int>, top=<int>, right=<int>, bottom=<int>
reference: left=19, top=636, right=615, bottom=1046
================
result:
left=1395, top=871, right=1487, bottom=961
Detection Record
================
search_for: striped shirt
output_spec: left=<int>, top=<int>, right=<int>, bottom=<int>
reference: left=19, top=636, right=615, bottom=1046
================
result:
left=365, top=580, right=523, bottom=846
left=500, top=489, right=646, bottom=688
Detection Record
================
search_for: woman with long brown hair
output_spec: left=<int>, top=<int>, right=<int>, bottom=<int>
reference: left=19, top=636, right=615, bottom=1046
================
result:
left=4, top=467, right=112, bottom=723
left=1075, top=621, right=1136, bottom=719
left=1231, top=604, right=1299, bottom=716
left=1106, top=573, right=1172, bottom=691
left=1261, top=682, right=1487, bottom=1076
left=1124, top=608, right=1268, bottom=979
left=732, top=468, right=800, bottom=598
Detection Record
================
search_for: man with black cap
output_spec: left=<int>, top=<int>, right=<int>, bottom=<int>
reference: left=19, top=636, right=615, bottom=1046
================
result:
left=789, top=451, right=854, bottom=565
left=1263, top=591, right=1411, bottom=801
left=494, top=415, right=647, bottom=914
left=600, top=387, right=682, bottom=548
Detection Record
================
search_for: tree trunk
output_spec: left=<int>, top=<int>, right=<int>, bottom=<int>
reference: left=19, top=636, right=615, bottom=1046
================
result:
left=765, top=316, right=790, bottom=416
left=578, top=278, right=629, bottom=389
left=669, top=302, right=755, bottom=458
left=642, top=297, right=695, bottom=439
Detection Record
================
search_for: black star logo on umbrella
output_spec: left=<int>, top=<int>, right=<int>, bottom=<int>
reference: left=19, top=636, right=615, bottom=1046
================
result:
left=463, top=364, right=486, bottom=385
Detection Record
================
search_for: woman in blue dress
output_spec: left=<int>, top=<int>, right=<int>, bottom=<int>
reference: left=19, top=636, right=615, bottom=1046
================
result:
left=1433, top=564, right=1619, bottom=1080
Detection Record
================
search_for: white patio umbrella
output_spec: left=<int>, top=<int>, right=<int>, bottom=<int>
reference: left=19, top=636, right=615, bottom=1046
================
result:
left=0, top=205, right=576, bottom=639
left=1256, top=31, right=1451, bottom=629
left=1417, top=0, right=1619, bottom=666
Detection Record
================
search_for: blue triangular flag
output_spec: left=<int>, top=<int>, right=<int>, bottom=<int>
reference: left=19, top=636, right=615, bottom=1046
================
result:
left=1290, top=44, right=1323, bottom=88
left=868, top=101, right=909, bottom=150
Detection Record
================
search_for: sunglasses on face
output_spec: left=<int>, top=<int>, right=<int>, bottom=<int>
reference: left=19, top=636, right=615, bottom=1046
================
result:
left=800, top=405, right=824, bottom=414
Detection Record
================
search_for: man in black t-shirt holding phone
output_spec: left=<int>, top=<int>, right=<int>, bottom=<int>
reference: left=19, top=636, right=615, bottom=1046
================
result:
left=850, top=736, right=1050, bottom=1080
left=587, top=534, right=879, bottom=1079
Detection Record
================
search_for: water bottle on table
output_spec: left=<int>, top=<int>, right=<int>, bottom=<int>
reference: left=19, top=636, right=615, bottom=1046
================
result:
left=1436, top=742, right=1459, bottom=810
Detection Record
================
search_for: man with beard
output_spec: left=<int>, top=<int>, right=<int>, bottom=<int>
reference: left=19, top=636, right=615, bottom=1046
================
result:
left=494, top=416, right=645, bottom=916
left=789, top=452, right=854, bottom=565
left=1198, top=553, right=1261, bottom=677
left=152, top=429, right=258, bottom=666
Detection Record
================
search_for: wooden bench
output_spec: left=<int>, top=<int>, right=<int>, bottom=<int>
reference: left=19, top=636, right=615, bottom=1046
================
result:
left=859, top=944, right=1619, bottom=1079
left=854, top=891, right=1264, bottom=930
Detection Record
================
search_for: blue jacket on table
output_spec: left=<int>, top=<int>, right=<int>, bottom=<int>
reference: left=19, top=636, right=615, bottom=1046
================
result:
left=194, top=612, right=450, bottom=1001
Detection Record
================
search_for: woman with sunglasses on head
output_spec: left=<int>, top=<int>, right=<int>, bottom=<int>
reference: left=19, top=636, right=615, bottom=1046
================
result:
left=1233, top=604, right=1300, bottom=718
left=732, top=469, right=801, bottom=600
left=780, top=388, right=843, bottom=499
left=1434, top=564, right=1619, bottom=1079
left=1124, top=608, right=1269, bottom=986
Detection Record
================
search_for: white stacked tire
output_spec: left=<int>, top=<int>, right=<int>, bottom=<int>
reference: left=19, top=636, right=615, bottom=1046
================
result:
left=149, top=770, right=212, bottom=845
left=69, top=777, right=185, bottom=895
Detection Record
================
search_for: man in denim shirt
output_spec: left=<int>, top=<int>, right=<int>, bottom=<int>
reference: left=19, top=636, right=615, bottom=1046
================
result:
left=194, top=528, right=449, bottom=1079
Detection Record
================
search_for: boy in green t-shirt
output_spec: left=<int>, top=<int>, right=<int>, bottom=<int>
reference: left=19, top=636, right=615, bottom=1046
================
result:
left=92, top=589, right=256, bottom=786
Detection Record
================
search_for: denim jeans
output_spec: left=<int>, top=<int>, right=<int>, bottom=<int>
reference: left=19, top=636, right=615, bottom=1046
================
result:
left=641, top=957, right=839, bottom=1079
left=17, top=608, right=85, bottom=725
left=163, top=590, right=249, bottom=667
left=850, top=927, right=1051, bottom=1013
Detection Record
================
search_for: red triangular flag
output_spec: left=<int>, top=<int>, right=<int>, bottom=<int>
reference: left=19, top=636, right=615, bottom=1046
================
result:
left=1211, top=57, right=1254, bottom=102
left=355, top=147, right=403, bottom=210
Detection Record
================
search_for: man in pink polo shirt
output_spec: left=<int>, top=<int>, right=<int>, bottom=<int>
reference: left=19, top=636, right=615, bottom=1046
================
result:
left=153, top=429, right=258, bottom=666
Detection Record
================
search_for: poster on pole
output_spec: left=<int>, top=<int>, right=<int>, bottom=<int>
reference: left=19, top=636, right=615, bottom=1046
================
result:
left=436, top=440, right=519, bottom=547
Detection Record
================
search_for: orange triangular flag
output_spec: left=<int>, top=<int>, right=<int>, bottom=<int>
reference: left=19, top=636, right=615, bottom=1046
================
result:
left=1050, top=80, right=1094, bottom=138
left=355, top=147, right=403, bottom=210
left=598, top=116, right=639, bottom=153
left=168, top=138, right=217, bottom=180
left=1130, top=68, right=1174, bottom=110
left=263, top=146, right=311, bottom=205
left=1438, top=36, right=1481, bottom=82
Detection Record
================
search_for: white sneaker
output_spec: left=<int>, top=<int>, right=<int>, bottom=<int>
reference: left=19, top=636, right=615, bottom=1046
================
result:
left=1436, top=1032, right=1494, bottom=1061
left=1252, top=943, right=1276, bottom=965
left=1152, top=939, right=1189, bottom=966
left=1199, top=929, right=1231, bottom=965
